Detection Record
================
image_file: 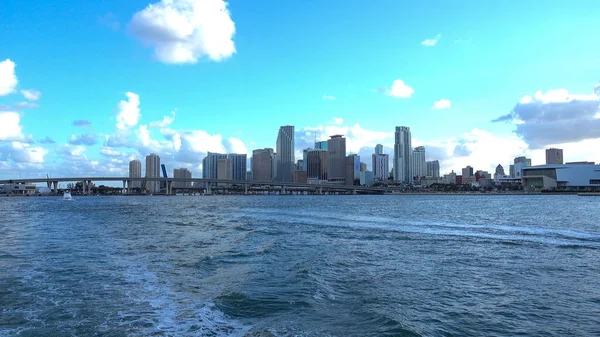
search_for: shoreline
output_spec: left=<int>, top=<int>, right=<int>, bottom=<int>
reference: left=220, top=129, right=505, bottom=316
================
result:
left=0, top=192, right=586, bottom=197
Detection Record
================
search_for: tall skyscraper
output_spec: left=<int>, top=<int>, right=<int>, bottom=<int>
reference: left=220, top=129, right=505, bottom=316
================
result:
left=217, top=158, right=233, bottom=180
left=173, top=168, right=192, bottom=189
left=202, top=152, right=227, bottom=179
left=252, top=148, right=275, bottom=182
left=129, top=160, right=142, bottom=189
left=412, top=146, right=426, bottom=178
left=327, top=135, right=346, bottom=183
left=345, top=154, right=361, bottom=186
left=546, top=148, right=563, bottom=164
left=306, top=149, right=328, bottom=181
left=145, top=153, right=161, bottom=193
left=426, top=160, right=440, bottom=178
left=372, top=153, right=389, bottom=182
left=228, top=154, right=247, bottom=181
left=393, top=126, right=412, bottom=184
left=375, top=144, right=384, bottom=155
left=276, top=125, right=295, bottom=182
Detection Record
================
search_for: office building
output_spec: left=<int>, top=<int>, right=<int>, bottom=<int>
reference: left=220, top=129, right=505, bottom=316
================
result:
left=173, top=168, right=192, bottom=189
left=462, top=165, right=474, bottom=185
left=360, top=171, right=374, bottom=186
left=444, top=170, right=457, bottom=184
left=327, top=135, right=346, bottom=183
left=202, top=152, right=227, bottom=179
left=296, top=159, right=304, bottom=171
left=306, top=149, right=328, bottom=182
left=252, top=148, right=275, bottom=182
left=145, top=153, right=161, bottom=193
left=345, top=154, right=361, bottom=186
left=129, top=160, right=142, bottom=189
left=546, top=148, right=564, bottom=165
left=217, top=158, right=232, bottom=180
left=315, top=140, right=328, bottom=150
left=228, top=153, right=247, bottom=181
left=372, top=153, right=389, bottom=182
left=276, top=125, right=295, bottom=182
left=360, top=162, right=367, bottom=172
left=393, top=126, right=412, bottom=184
left=426, top=160, right=440, bottom=178
left=302, top=148, right=311, bottom=170
left=293, top=170, right=308, bottom=184
left=375, top=144, right=384, bottom=155
left=513, top=156, right=532, bottom=178
left=412, top=146, right=426, bottom=178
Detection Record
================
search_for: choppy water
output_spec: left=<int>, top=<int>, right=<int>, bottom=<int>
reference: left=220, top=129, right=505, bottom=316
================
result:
left=1, top=195, right=600, bottom=336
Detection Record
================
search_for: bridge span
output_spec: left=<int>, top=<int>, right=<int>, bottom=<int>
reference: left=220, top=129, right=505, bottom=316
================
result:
left=0, top=177, right=397, bottom=195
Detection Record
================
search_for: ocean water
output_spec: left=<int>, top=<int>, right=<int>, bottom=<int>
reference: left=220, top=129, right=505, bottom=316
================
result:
left=1, top=195, right=600, bottom=336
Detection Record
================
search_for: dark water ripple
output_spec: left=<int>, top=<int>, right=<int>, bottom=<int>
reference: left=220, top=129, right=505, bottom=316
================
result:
left=1, top=195, right=600, bottom=336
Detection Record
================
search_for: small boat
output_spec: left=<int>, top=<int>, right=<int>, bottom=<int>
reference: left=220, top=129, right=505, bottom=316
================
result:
left=63, top=191, right=73, bottom=201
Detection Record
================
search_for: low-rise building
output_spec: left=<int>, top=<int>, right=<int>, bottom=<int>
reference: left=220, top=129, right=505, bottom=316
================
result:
left=522, top=164, right=600, bottom=190
left=0, top=183, right=37, bottom=195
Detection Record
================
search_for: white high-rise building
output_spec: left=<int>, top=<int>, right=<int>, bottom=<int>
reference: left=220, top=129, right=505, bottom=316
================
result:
left=426, top=160, right=440, bottom=178
left=372, top=152, right=389, bottom=182
left=412, top=146, right=426, bottom=178
left=145, top=153, right=161, bottom=193
left=276, top=125, right=295, bottom=182
left=393, top=126, right=412, bottom=184
left=129, top=160, right=142, bottom=189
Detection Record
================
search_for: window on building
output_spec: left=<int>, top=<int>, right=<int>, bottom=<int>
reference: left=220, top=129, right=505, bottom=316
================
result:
left=590, top=179, right=600, bottom=185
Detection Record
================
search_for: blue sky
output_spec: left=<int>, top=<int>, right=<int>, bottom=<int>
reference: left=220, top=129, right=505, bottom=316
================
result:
left=1, top=0, right=599, bottom=179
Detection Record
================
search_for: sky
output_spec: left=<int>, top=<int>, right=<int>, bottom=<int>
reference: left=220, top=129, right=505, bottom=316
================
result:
left=1, top=0, right=600, bottom=180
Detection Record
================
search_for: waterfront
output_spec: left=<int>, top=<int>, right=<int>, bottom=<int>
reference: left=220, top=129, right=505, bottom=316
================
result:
left=1, top=195, right=600, bottom=336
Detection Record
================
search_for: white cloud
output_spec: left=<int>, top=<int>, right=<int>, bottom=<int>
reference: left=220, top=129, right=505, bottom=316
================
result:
left=149, top=110, right=176, bottom=128
left=332, top=117, right=343, bottom=125
left=226, top=137, right=247, bottom=154
left=116, top=92, right=141, bottom=129
left=21, top=89, right=41, bottom=101
left=385, top=79, right=414, bottom=98
left=129, top=0, right=236, bottom=64
left=3, top=142, right=48, bottom=163
left=433, top=99, right=451, bottom=109
left=421, top=34, right=441, bottom=47
left=0, top=59, right=18, bottom=96
left=322, top=95, right=336, bottom=100
left=0, top=112, right=24, bottom=141
left=14, top=101, right=39, bottom=110
left=100, top=147, right=126, bottom=157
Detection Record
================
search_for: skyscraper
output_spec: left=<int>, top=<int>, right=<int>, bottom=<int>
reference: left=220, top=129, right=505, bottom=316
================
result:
left=546, top=148, right=563, bottom=165
left=276, top=125, right=295, bottom=182
left=129, top=159, right=142, bottom=189
left=252, top=148, right=275, bottom=182
left=202, top=152, right=227, bottom=179
left=327, top=135, right=346, bottom=183
left=372, top=153, right=389, bottom=182
left=345, top=154, right=361, bottom=186
left=375, top=144, right=384, bottom=155
left=228, top=153, right=247, bottom=181
left=306, top=149, right=328, bottom=181
left=145, top=153, right=161, bottom=193
left=315, top=141, right=328, bottom=150
left=426, top=160, right=440, bottom=178
left=412, top=146, right=426, bottom=178
left=393, top=126, right=412, bottom=184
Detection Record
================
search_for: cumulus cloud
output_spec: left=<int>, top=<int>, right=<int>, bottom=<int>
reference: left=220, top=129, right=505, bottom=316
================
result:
left=100, top=147, right=126, bottom=157
left=0, top=141, right=47, bottom=163
left=21, top=89, right=41, bottom=101
left=421, top=34, right=441, bottom=47
left=56, top=144, right=88, bottom=160
left=72, top=120, right=92, bottom=128
left=332, top=117, right=343, bottom=125
left=322, top=95, right=336, bottom=100
left=493, top=87, right=600, bottom=148
left=225, top=137, right=247, bottom=154
left=383, top=79, right=414, bottom=98
left=0, top=112, right=24, bottom=141
left=68, top=133, right=99, bottom=146
left=116, top=92, right=141, bottom=129
left=129, top=0, right=236, bottom=64
left=149, top=110, right=175, bottom=128
left=433, top=99, right=451, bottom=109
left=0, top=59, right=18, bottom=96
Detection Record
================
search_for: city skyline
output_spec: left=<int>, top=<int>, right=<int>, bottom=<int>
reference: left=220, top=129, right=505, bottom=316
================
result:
left=1, top=0, right=600, bottom=180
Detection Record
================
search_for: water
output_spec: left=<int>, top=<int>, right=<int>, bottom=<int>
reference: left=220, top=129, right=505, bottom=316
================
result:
left=1, top=195, right=600, bottom=336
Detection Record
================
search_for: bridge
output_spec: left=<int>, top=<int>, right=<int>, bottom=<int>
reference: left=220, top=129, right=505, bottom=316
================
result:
left=0, top=177, right=399, bottom=195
